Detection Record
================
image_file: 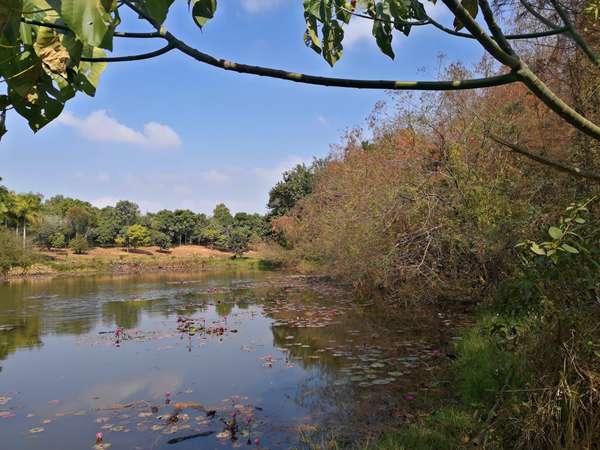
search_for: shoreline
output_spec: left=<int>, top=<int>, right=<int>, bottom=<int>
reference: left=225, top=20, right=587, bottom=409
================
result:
left=1, top=252, right=277, bottom=283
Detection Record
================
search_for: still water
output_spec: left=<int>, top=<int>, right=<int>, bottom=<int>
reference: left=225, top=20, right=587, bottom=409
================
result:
left=0, top=270, right=456, bottom=449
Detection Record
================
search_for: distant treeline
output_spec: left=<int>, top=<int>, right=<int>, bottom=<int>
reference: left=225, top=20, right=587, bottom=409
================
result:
left=0, top=183, right=268, bottom=256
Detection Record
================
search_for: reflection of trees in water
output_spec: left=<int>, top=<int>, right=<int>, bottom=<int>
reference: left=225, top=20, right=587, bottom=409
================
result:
left=0, top=315, right=43, bottom=362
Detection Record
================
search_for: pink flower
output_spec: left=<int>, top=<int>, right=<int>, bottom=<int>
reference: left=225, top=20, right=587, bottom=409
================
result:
left=404, top=394, right=416, bottom=401
left=431, top=348, right=442, bottom=357
left=95, top=432, right=104, bottom=443
left=254, top=438, right=260, bottom=445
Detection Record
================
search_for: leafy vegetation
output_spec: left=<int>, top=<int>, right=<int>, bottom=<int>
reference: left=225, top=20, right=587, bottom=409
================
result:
left=0, top=179, right=269, bottom=275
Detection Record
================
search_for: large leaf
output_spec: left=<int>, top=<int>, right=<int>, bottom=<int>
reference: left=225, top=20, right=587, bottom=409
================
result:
left=1, top=48, right=44, bottom=97
left=141, top=0, right=175, bottom=25
left=0, top=0, right=22, bottom=43
left=190, top=0, right=217, bottom=28
left=321, top=19, right=344, bottom=66
left=74, top=46, right=107, bottom=96
left=303, top=13, right=322, bottom=54
left=9, top=74, right=64, bottom=131
left=453, top=0, right=478, bottom=31
left=372, top=2, right=394, bottom=59
left=61, top=0, right=115, bottom=49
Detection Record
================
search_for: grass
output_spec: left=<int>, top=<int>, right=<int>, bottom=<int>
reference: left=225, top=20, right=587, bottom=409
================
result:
left=5, top=245, right=275, bottom=278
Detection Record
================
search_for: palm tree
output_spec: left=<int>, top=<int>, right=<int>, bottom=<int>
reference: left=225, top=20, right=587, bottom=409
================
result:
left=14, top=193, right=42, bottom=248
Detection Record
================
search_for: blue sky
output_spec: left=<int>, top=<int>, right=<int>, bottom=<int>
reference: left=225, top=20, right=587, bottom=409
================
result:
left=0, top=0, right=484, bottom=214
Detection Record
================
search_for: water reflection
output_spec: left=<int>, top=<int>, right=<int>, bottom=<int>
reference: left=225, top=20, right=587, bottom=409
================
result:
left=0, top=271, right=465, bottom=449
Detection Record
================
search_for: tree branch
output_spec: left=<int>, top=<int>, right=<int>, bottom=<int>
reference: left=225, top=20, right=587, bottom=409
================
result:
left=440, top=0, right=520, bottom=68
left=489, top=133, right=600, bottom=181
left=519, top=0, right=561, bottom=29
left=21, top=18, right=162, bottom=39
left=427, top=15, right=567, bottom=40
left=80, top=43, right=174, bottom=63
left=119, top=0, right=519, bottom=91
left=478, top=0, right=515, bottom=54
left=549, top=0, right=600, bottom=67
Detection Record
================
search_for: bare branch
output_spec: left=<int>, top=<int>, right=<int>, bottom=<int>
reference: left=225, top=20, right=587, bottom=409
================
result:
left=80, top=44, right=175, bottom=63
left=427, top=15, right=567, bottom=40
left=489, top=133, right=600, bottom=181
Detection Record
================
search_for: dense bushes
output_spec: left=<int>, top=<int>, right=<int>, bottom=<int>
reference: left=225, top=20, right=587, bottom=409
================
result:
left=0, top=229, right=35, bottom=275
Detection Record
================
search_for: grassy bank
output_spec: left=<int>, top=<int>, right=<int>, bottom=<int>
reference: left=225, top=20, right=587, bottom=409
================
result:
left=2, top=244, right=275, bottom=280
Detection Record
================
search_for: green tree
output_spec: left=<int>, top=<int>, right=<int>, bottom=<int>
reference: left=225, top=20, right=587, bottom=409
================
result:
left=50, top=233, right=66, bottom=249
left=65, top=204, right=94, bottom=238
left=33, top=215, right=66, bottom=250
left=13, top=193, right=43, bottom=248
left=0, top=228, right=33, bottom=275
left=224, top=226, right=251, bottom=258
left=114, top=201, right=140, bottom=228
left=152, top=230, right=171, bottom=251
left=172, top=209, right=198, bottom=245
left=267, top=164, right=318, bottom=218
left=69, top=236, right=89, bottom=255
left=125, top=224, right=152, bottom=249
left=213, top=203, right=233, bottom=226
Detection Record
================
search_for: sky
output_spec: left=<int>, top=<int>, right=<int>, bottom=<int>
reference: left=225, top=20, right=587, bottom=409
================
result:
left=0, top=0, right=485, bottom=214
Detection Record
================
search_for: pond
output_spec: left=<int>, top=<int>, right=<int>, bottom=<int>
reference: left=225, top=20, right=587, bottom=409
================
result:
left=0, top=270, right=464, bottom=449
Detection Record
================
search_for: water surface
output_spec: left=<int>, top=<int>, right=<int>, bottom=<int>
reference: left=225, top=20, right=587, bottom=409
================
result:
left=0, top=270, right=459, bottom=449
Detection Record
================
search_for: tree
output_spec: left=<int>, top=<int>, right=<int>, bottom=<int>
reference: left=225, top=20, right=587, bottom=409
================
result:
left=213, top=203, right=233, bottom=226
left=69, top=236, right=89, bottom=255
left=34, top=215, right=66, bottom=250
left=65, top=205, right=94, bottom=238
left=152, top=230, right=171, bottom=251
left=13, top=193, right=42, bottom=248
left=224, top=226, right=251, bottom=258
left=114, top=201, right=140, bottom=228
left=172, top=209, right=198, bottom=245
left=2, top=0, right=600, bottom=178
left=125, top=224, right=152, bottom=249
left=268, top=164, right=319, bottom=218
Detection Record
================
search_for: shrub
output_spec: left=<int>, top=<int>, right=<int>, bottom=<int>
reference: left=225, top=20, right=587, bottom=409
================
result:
left=50, top=233, right=66, bottom=249
left=70, top=236, right=89, bottom=254
left=125, top=224, right=152, bottom=249
left=152, top=231, right=171, bottom=251
left=0, top=229, right=34, bottom=275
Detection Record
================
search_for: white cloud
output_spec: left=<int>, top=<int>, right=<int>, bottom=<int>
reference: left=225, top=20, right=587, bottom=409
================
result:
left=58, top=110, right=182, bottom=150
left=201, top=169, right=231, bottom=183
left=240, top=0, right=284, bottom=13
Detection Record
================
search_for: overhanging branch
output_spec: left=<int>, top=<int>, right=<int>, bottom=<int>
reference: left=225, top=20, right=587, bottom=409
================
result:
left=120, top=0, right=518, bottom=91
left=80, top=43, right=175, bottom=63
left=489, top=133, right=600, bottom=181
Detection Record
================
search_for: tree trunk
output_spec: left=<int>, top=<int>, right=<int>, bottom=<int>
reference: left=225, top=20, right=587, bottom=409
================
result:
left=22, top=220, right=26, bottom=248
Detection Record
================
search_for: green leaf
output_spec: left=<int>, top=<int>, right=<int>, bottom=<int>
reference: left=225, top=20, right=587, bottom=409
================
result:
left=0, top=0, right=22, bottom=43
left=190, top=0, right=217, bottom=28
left=61, top=0, right=115, bottom=49
left=453, top=0, right=478, bottom=31
left=322, top=19, right=344, bottom=66
left=303, top=13, right=322, bottom=54
left=574, top=217, right=586, bottom=224
left=1, top=47, right=44, bottom=97
left=74, top=46, right=107, bottom=96
left=9, top=73, right=64, bottom=132
left=141, top=0, right=175, bottom=25
left=561, top=243, right=579, bottom=254
left=530, top=243, right=546, bottom=256
left=372, top=3, right=394, bottom=59
left=548, top=226, right=563, bottom=240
